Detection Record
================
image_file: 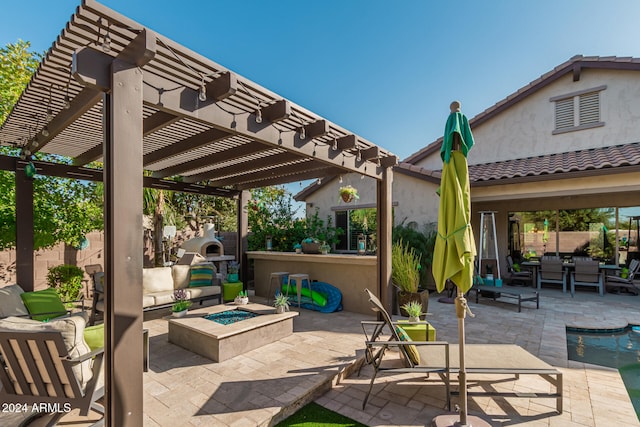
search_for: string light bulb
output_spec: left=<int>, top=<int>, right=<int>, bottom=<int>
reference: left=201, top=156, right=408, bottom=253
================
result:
left=299, top=126, right=306, bottom=140
left=198, top=75, right=207, bottom=102
left=356, top=148, right=362, bottom=162
left=255, top=108, right=262, bottom=123
left=102, top=32, right=111, bottom=53
left=42, top=126, right=49, bottom=137
left=332, top=137, right=338, bottom=151
left=338, top=175, right=343, bottom=183
left=317, top=177, right=322, bottom=185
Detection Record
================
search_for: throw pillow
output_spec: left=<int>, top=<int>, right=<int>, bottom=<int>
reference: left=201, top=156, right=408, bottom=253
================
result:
left=189, top=263, right=214, bottom=287
left=20, top=288, right=67, bottom=321
left=394, top=326, right=420, bottom=365
left=0, top=284, right=29, bottom=318
left=84, top=323, right=105, bottom=351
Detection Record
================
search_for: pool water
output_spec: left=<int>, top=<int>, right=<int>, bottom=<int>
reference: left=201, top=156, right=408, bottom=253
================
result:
left=204, top=310, right=258, bottom=325
left=566, top=325, right=640, bottom=419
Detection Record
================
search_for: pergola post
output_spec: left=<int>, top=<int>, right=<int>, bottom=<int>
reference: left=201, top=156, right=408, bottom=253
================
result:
left=15, top=162, right=34, bottom=292
left=103, top=59, right=144, bottom=426
left=238, top=190, right=250, bottom=287
left=377, top=166, right=394, bottom=315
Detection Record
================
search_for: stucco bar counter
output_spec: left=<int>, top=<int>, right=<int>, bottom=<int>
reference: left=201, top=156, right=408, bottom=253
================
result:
left=247, top=251, right=377, bottom=314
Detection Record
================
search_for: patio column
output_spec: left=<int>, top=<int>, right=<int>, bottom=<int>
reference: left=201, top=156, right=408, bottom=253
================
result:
left=238, top=190, right=250, bottom=286
left=377, top=166, right=393, bottom=315
left=15, top=161, right=34, bottom=292
left=72, top=29, right=155, bottom=427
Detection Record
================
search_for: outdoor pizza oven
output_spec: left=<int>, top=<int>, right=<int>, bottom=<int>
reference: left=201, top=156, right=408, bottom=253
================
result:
left=180, top=223, right=225, bottom=260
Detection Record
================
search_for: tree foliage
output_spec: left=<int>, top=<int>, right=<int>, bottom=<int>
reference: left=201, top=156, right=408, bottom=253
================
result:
left=0, top=41, right=103, bottom=250
left=0, top=40, right=41, bottom=125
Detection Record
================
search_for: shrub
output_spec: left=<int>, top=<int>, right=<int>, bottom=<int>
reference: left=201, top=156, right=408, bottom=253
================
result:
left=46, top=264, right=84, bottom=303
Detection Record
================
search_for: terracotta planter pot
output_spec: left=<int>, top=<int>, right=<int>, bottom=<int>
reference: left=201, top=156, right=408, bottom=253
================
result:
left=341, top=193, right=354, bottom=203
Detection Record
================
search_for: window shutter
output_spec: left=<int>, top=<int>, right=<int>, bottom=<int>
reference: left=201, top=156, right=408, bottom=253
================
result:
left=555, top=98, right=574, bottom=129
left=579, top=92, right=600, bottom=125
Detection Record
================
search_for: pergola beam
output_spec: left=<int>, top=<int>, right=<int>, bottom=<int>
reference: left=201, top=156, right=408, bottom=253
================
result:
left=141, top=72, right=380, bottom=178
left=208, top=159, right=318, bottom=187
left=184, top=151, right=303, bottom=183
left=152, top=140, right=270, bottom=178
left=24, top=87, right=103, bottom=156
left=236, top=166, right=344, bottom=190
left=143, top=111, right=180, bottom=135
left=261, top=99, right=290, bottom=123
left=144, top=127, right=231, bottom=167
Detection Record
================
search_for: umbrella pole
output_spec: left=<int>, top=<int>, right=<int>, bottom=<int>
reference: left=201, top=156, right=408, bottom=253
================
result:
left=455, top=288, right=468, bottom=426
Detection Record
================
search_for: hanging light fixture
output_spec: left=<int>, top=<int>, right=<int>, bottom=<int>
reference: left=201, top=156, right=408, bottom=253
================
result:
left=102, top=23, right=112, bottom=53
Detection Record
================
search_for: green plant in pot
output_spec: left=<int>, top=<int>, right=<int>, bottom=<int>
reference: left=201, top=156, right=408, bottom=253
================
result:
left=392, top=240, right=426, bottom=317
left=46, top=264, right=84, bottom=308
left=274, top=293, right=290, bottom=314
left=401, top=301, right=422, bottom=322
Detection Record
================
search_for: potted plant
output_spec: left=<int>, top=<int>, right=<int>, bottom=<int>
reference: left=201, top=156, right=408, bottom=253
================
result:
left=46, top=264, right=84, bottom=308
left=234, top=290, right=249, bottom=305
left=392, top=239, right=426, bottom=316
left=401, top=301, right=422, bottom=323
left=293, top=243, right=302, bottom=254
left=339, top=185, right=359, bottom=203
left=274, top=293, right=290, bottom=314
left=171, top=289, right=192, bottom=317
left=227, top=261, right=240, bottom=282
left=320, top=241, right=331, bottom=255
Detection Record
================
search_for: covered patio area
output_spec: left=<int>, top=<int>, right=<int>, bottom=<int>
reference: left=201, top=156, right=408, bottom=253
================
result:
left=0, top=1, right=397, bottom=425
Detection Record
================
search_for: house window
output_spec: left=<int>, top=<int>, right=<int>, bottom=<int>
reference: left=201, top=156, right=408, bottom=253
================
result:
left=551, top=85, right=605, bottom=134
left=334, top=208, right=377, bottom=252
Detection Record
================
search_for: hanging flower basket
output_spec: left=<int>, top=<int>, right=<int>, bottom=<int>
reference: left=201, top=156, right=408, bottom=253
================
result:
left=339, top=185, right=359, bottom=203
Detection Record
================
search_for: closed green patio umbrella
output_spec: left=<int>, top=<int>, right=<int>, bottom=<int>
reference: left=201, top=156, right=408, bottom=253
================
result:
left=431, top=102, right=489, bottom=427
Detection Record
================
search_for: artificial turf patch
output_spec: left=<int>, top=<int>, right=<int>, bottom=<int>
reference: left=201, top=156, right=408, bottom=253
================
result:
left=275, top=402, right=367, bottom=427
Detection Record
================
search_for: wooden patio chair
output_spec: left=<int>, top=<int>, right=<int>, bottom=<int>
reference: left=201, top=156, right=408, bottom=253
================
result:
left=537, top=258, right=567, bottom=292
left=0, top=318, right=104, bottom=426
left=605, top=259, right=640, bottom=295
left=570, top=259, right=604, bottom=296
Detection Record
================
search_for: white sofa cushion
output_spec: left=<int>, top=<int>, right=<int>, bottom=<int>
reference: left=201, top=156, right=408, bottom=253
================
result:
left=145, top=291, right=175, bottom=307
left=187, top=285, right=222, bottom=299
left=142, top=267, right=174, bottom=294
left=0, top=313, right=93, bottom=390
left=0, top=284, right=29, bottom=317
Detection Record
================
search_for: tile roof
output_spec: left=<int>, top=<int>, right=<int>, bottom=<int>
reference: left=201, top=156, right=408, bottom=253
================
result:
left=395, top=142, right=640, bottom=185
left=469, top=142, right=640, bottom=183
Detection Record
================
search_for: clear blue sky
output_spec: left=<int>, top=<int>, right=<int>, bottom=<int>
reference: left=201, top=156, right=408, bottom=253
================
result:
left=3, top=0, right=640, bottom=161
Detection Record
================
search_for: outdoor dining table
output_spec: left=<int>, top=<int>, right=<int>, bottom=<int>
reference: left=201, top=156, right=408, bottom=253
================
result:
left=520, top=260, right=621, bottom=289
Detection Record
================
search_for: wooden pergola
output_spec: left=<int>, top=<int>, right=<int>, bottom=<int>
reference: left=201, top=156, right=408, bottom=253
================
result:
left=0, top=1, right=397, bottom=425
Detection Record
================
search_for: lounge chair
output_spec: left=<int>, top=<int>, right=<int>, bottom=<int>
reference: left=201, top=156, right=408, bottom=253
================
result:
left=0, top=315, right=105, bottom=426
left=359, top=288, right=563, bottom=413
left=605, top=259, right=640, bottom=295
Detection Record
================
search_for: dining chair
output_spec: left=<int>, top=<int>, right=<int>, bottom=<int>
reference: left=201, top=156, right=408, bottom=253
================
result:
left=537, top=258, right=567, bottom=292
left=570, top=259, right=603, bottom=296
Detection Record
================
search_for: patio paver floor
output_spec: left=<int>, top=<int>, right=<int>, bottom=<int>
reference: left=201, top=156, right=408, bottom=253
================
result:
left=6, top=287, right=640, bottom=426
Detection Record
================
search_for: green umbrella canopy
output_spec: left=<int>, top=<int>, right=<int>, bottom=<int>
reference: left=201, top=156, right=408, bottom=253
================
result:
left=433, top=102, right=477, bottom=293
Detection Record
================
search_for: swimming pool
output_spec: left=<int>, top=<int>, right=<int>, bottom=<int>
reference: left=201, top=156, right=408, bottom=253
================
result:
left=566, top=325, right=640, bottom=420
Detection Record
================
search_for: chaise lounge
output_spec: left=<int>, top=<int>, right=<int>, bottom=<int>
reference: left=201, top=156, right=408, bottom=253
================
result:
left=359, top=288, right=563, bottom=413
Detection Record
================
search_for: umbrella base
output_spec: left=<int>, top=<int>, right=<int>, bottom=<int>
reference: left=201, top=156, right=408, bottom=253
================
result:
left=431, top=414, right=492, bottom=427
